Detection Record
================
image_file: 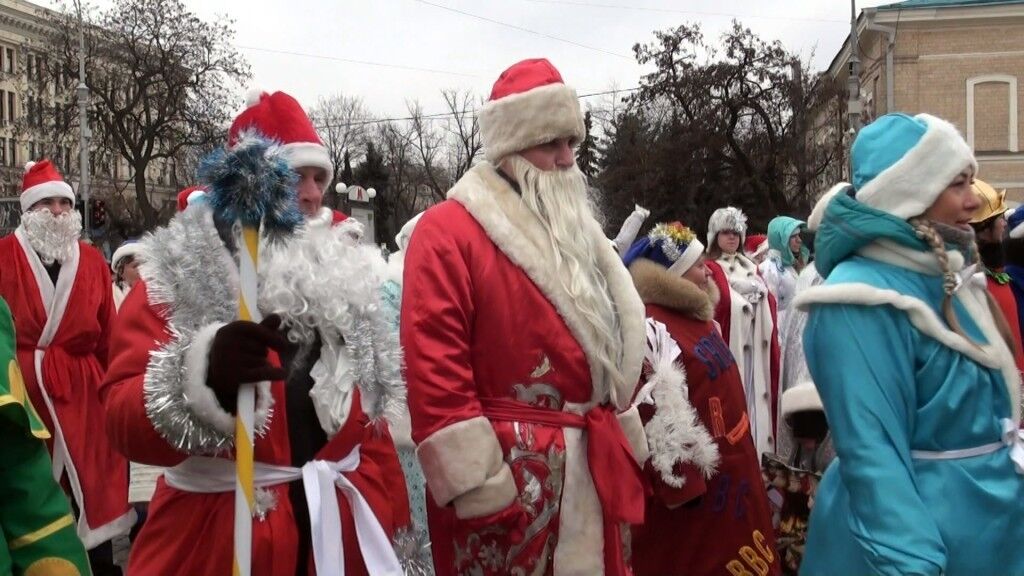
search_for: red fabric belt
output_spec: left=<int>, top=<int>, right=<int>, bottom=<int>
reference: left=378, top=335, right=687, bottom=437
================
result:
left=479, top=397, right=645, bottom=576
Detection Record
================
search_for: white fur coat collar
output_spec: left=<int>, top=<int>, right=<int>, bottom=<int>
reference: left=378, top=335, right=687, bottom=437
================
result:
left=447, top=162, right=645, bottom=411
left=795, top=239, right=1021, bottom=421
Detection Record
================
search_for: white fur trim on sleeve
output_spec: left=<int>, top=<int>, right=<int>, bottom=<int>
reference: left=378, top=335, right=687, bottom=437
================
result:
left=854, top=114, right=977, bottom=220
left=182, top=322, right=235, bottom=435
left=416, top=416, right=509, bottom=508
left=452, top=464, right=517, bottom=519
left=479, top=83, right=585, bottom=164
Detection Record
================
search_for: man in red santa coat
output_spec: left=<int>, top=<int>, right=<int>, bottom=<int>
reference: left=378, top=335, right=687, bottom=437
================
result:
left=402, top=58, right=650, bottom=576
left=0, top=159, right=133, bottom=575
left=623, top=222, right=780, bottom=576
left=101, top=90, right=410, bottom=576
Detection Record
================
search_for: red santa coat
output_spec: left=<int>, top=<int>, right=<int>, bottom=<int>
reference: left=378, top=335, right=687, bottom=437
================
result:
left=402, top=163, right=649, bottom=576
left=99, top=206, right=409, bottom=576
left=986, top=273, right=1024, bottom=372
left=0, top=230, right=132, bottom=549
left=706, top=258, right=781, bottom=454
left=627, top=259, right=780, bottom=576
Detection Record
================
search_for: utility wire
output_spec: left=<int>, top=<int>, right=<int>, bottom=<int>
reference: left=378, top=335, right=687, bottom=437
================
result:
left=311, top=87, right=641, bottom=131
left=520, top=0, right=848, bottom=24
left=413, top=0, right=633, bottom=60
left=237, top=45, right=483, bottom=78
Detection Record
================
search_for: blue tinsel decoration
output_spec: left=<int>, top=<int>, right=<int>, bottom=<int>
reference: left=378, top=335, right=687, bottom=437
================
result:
left=198, top=131, right=302, bottom=239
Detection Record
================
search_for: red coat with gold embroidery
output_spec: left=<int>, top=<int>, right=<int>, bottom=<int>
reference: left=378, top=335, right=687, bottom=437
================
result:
left=628, top=260, right=779, bottom=576
left=0, top=231, right=132, bottom=549
left=401, top=163, right=648, bottom=576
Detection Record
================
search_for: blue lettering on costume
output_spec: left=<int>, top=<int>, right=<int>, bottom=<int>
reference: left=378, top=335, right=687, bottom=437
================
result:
left=694, top=335, right=736, bottom=381
left=695, top=341, right=720, bottom=380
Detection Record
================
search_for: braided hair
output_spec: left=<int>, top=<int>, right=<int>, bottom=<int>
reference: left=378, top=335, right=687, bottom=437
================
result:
left=909, top=218, right=1017, bottom=354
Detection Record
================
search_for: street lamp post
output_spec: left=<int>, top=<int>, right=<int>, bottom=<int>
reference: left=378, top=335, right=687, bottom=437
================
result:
left=75, top=1, right=91, bottom=240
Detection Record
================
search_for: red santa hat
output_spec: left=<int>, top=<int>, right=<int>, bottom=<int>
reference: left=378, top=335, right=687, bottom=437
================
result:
left=228, top=90, right=333, bottom=190
left=21, top=160, right=75, bottom=212
left=744, top=234, right=768, bottom=258
left=479, top=58, right=585, bottom=164
left=176, top=186, right=207, bottom=212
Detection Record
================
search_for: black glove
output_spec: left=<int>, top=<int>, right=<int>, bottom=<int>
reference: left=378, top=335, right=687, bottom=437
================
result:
left=206, top=314, right=288, bottom=414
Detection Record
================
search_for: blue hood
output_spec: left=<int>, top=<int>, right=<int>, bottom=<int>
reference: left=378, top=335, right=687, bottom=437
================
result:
left=767, top=216, right=809, bottom=268
left=813, top=186, right=929, bottom=278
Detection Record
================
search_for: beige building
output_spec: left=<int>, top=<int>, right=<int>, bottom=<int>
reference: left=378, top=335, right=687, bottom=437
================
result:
left=827, top=0, right=1024, bottom=200
left=0, top=0, right=177, bottom=236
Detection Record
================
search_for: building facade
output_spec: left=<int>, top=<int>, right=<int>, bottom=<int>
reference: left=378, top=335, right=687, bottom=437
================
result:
left=827, top=0, right=1024, bottom=200
left=0, top=0, right=178, bottom=239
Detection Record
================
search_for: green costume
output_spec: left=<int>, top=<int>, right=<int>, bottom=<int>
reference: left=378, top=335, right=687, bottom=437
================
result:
left=0, top=297, right=90, bottom=576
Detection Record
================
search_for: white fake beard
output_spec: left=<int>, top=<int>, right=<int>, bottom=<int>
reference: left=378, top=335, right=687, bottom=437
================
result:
left=21, top=209, right=82, bottom=265
left=505, top=154, right=626, bottom=390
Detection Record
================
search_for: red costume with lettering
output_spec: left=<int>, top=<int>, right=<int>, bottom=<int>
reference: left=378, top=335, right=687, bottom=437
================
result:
left=626, top=254, right=780, bottom=576
left=0, top=160, right=133, bottom=550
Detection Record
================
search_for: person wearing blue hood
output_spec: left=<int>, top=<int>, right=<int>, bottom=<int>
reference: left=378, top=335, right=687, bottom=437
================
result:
left=760, top=216, right=809, bottom=328
left=794, top=112, right=1024, bottom=576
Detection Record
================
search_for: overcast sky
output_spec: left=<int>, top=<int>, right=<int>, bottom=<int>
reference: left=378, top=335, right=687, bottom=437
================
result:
left=43, top=0, right=896, bottom=118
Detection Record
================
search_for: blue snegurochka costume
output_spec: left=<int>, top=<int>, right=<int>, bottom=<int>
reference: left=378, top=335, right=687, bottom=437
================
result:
left=795, top=113, right=1024, bottom=576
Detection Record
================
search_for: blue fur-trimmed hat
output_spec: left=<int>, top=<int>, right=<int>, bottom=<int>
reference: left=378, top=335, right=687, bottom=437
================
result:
left=852, top=113, right=977, bottom=220
left=622, top=222, right=705, bottom=275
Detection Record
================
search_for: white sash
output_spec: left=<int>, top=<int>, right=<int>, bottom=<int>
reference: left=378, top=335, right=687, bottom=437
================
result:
left=164, top=446, right=402, bottom=575
left=912, top=418, right=1024, bottom=476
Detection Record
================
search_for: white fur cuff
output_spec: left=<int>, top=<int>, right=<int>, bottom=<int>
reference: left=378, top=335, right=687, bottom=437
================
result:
left=417, top=416, right=506, bottom=507
left=452, top=463, right=517, bottom=519
left=780, top=382, right=823, bottom=418
left=617, top=405, right=650, bottom=465
left=182, top=322, right=235, bottom=435
left=479, top=83, right=585, bottom=163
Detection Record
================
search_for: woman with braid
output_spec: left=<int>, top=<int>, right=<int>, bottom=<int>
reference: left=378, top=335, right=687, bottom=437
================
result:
left=794, top=113, right=1024, bottom=576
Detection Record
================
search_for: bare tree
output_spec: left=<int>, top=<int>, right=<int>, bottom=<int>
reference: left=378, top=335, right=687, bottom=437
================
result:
left=406, top=91, right=481, bottom=204
left=439, top=89, right=481, bottom=186
left=308, top=93, right=372, bottom=206
left=40, top=0, right=250, bottom=229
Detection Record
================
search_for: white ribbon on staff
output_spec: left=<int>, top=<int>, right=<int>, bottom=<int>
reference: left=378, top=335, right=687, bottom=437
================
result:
left=165, top=447, right=402, bottom=576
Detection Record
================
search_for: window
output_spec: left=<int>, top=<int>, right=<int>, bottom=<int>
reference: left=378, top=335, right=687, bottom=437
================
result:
left=25, top=98, right=33, bottom=127
left=4, top=48, right=12, bottom=74
left=0, top=91, right=5, bottom=127
left=9, top=139, right=16, bottom=167
left=26, top=55, right=32, bottom=81
left=0, top=138, right=6, bottom=166
left=967, top=75, right=1019, bottom=153
left=28, top=141, right=35, bottom=161
left=7, top=92, right=14, bottom=124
